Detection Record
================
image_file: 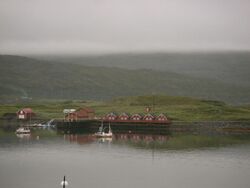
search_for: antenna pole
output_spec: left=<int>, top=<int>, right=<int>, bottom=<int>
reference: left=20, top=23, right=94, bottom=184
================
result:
left=63, top=176, right=66, bottom=188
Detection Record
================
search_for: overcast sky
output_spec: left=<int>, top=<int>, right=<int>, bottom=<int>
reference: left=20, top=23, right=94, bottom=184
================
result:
left=0, top=0, right=250, bottom=54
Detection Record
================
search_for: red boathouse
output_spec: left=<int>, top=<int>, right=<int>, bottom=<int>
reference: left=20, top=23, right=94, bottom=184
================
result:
left=65, top=108, right=95, bottom=121
left=17, top=108, right=35, bottom=120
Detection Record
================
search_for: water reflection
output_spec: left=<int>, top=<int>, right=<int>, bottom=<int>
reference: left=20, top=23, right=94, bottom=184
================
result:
left=15, top=133, right=31, bottom=140
left=113, top=133, right=169, bottom=143
left=0, top=127, right=250, bottom=151
left=1, top=127, right=250, bottom=188
left=61, top=132, right=250, bottom=150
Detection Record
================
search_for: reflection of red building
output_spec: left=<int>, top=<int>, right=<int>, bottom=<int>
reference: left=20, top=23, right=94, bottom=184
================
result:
left=17, top=108, right=35, bottom=120
left=114, top=133, right=169, bottom=143
left=64, top=134, right=96, bottom=144
left=63, top=133, right=169, bottom=145
left=65, top=108, right=95, bottom=121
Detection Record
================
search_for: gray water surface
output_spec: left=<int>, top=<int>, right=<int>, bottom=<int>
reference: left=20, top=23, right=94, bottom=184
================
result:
left=0, top=129, right=250, bottom=188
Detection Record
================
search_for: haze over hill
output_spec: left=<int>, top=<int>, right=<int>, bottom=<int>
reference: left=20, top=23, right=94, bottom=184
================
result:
left=37, top=52, right=250, bottom=88
left=1, top=54, right=250, bottom=104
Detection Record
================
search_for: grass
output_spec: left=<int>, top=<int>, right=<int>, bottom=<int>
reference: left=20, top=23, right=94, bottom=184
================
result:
left=1, top=95, right=250, bottom=122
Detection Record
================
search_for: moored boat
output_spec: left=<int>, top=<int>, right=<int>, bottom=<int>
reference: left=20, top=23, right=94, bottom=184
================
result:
left=94, top=122, right=113, bottom=137
left=15, top=127, right=31, bottom=134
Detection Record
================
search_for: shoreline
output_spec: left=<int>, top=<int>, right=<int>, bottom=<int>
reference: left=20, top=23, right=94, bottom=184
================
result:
left=1, top=119, right=250, bottom=134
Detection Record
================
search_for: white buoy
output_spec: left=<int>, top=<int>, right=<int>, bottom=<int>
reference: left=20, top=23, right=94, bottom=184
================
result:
left=61, top=176, right=68, bottom=187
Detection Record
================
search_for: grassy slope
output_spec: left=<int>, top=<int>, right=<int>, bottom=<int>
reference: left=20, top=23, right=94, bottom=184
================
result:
left=1, top=55, right=250, bottom=104
left=1, top=95, right=250, bottom=121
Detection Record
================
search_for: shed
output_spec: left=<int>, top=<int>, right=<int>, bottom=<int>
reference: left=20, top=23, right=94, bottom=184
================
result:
left=118, top=113, right=130, bottom=121
left=65, top=107, right=95, bottom=121
left=131, top=113, right=143, bottom=121
left=156, top=113, right=168, bottom=121
left=104, top=112, right=118, bottom=121
left=143, top=113, right=155, bottom=121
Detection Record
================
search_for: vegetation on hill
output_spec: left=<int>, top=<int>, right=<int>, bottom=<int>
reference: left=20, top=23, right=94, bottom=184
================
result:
left=38, top=52, right=250, bottom=87
left=1, top=95, right=250, bottom=122
left=1, top=55, right=250, bottom=104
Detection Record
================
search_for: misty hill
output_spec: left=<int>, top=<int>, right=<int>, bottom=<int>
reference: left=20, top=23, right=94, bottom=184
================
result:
left=0, top=55, right=250, bottom=104
left=38, top=52, right=250, bottom=87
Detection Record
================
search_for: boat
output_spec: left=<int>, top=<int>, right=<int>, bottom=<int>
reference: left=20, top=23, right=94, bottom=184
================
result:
left=94, top=122, right=113, bottom=137
left=15, top=127, right=31, bottom=134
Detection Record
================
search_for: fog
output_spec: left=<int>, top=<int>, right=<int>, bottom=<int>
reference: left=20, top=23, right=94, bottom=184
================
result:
left=0, top=0, right=250, bottom=54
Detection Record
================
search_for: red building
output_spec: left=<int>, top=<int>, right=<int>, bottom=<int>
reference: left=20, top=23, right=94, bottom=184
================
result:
left=156, top=113, right=168, bottom=121
left=118, top=113, right=130, bottom=121
left=143, top=113, right=155, bottom=121
left=17, top=108, right=35, bottom=120
left=65, top=108, right=95, bottom=121
left=103, top=112, right=118, bottom=121
left=102, top=112, right=170, bottom=124
left=131, top=113, right=143, bottom=121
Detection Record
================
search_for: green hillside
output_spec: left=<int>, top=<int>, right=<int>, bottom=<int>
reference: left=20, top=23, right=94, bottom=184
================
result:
left=1, top=95, right=250, bottom=121
left=0, top=55, right=250, bottom=104
left=38, top=52, right=250, bottom=87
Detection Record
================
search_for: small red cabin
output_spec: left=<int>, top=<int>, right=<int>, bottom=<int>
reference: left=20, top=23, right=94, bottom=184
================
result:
left=131, top=113, right=143, bottom=121
left=118, top=113, right=130, bottom=121
left=143, top=113, right=155, bottom=121
left=104, top=112, right=118, bottom=121
left=17, top=108, right=35, bottom=120
left=65, top=107, right=95, bottom=121
left=156, top=113, right=168, bottom=121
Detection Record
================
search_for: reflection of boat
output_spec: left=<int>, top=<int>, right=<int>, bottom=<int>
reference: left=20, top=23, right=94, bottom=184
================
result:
left=94, top=122, right=112, bottom=137
left=42, top=119, right=55, bottom=128
left=98, top=137, right=113, bottom=143
left=16, top=133, right=31, bottom=139
left=15, top=127, right=31, bottom=134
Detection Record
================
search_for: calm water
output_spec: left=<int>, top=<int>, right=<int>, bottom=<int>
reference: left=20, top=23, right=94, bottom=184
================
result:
left=0, top=128, right=250, bottom=188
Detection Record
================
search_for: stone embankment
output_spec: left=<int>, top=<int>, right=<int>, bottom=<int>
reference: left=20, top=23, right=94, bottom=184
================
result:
left=171, top=121, right=250, bottom=134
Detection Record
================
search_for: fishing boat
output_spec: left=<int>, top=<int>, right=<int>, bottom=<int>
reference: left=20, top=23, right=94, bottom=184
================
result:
left=15, top=127, right=31, bottom=134
left=94, top=122, right=113, bottom=137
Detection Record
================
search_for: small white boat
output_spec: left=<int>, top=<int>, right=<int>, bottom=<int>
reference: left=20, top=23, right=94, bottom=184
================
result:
left=94, top=122, right=112, bottom=137
left=15, top=127, right=31, bottom=134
